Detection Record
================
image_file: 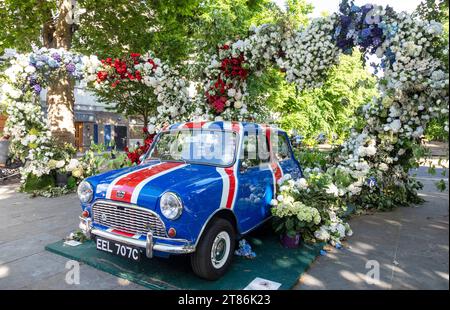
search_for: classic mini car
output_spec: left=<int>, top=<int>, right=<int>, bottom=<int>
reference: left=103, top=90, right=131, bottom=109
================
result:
left=78, top=121, right=303, bottom=280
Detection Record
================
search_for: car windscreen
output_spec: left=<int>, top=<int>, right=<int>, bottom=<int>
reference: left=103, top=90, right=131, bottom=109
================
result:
left=146, top=129, right=237, bottom=166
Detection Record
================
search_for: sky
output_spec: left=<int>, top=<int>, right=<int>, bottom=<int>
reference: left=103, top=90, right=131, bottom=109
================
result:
left=273, top=0, right=423, bottom=17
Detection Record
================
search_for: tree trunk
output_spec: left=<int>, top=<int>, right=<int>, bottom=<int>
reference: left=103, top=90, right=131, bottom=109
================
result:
left=142, top=113, right=149, bottom=130
left=45, top=0, right=76, bottom=146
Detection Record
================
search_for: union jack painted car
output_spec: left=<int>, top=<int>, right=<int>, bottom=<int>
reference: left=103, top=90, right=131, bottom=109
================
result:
left=78, top=121, right=303, bottom=280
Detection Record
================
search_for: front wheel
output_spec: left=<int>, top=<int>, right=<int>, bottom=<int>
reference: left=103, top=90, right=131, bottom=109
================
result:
left=191, top=218, right=236, bottom=280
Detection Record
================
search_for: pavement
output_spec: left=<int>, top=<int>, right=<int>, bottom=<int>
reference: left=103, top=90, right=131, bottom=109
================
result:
left=295, top=166, right=449, bottom=290
left=0, top=166, right=448, bottom=290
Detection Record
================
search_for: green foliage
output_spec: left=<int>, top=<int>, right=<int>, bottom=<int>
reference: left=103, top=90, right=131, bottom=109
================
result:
left=435, top=179, right=447, bottom=191
left=294, top=147, right=329, bottom=170
left=265, top=51, right=376, bottom=144
left=0, top=0, right=56, bottom=54
left=425, top=117, right=449, bottom=141
left=22, top=173, right=55, bottom=192
left=74, top=0, right=202, bottom=64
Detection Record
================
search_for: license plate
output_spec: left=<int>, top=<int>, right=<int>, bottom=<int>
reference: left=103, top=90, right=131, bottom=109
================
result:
left=95, top=237, right=141, bottom=262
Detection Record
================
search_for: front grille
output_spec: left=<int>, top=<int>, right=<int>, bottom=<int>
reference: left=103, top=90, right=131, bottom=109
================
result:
left=92, top=201, right=167, bottom=237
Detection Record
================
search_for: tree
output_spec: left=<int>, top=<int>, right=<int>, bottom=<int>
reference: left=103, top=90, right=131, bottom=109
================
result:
left=1, top=0, right=77, bottom=144
left=0, top=0, right=205, bottom=144
left=80, top=0, right=286, bottom=127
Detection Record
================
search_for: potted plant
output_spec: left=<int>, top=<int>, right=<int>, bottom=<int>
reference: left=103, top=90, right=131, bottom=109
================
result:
left=271, top=200, right=321, bottom=248
left=0, top=134, right=10, bottom=166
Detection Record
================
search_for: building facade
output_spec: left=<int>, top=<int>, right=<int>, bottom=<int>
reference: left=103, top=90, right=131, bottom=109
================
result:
left=40, top=86, right=144, bottom=151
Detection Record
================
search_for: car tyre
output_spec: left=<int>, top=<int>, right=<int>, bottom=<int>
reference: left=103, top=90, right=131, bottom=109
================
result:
left=191, top=218, right=236, bottom=280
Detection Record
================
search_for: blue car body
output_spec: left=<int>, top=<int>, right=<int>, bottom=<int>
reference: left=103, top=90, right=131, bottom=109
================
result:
left=79, top=121, right=302, bottom=259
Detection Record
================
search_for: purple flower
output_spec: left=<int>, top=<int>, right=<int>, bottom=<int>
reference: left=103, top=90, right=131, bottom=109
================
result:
left=371, top=27, right=383, bottom=37
left=29, top=76, right=37, bottom=86
left=340, top=15, right=352, bottom=28
left=66, top=63, right=76, bottom=73
left=372, top=37, right=382, bottom=47
left=362, top=4, right=373, bottom=15
left=51, top=52, right=61, bottom=62
left=33, top=84, right=42, bottom=94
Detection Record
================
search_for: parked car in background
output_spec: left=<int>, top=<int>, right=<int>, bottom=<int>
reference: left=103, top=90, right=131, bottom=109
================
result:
left=78, top=121, right=303, bottom=280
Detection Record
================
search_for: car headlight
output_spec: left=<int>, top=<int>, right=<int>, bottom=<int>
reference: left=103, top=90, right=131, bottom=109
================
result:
left=160, top=192, right=183, bottom=220
left=77, top=181, right=93, bottom=203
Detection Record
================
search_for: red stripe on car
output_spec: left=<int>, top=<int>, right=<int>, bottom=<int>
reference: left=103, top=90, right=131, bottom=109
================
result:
left=110, top=162, right=184, bottom=203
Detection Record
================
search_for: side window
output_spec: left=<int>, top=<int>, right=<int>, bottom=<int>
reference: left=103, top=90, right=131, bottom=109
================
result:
left=241, top=133, right=270, bottom=169
left=272, top=133, right=291, bottom=161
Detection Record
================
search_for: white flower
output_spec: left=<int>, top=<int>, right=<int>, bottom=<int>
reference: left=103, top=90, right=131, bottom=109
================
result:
left=296, top=178, right=308, bottom=190
left=326, top=184, right=339, bottom=197
left=66, top=158, right=80, bottom=172
left=389, top=119, right=402, bottom=133
left=227, top=88, right=236, bottom=97
left=379, top=163, right=389, bottom=171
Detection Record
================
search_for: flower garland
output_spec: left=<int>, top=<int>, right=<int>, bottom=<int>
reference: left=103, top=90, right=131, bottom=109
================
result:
left=198, top=1, right=448, bottom=244
left=198, top=24, right=285, bottom=121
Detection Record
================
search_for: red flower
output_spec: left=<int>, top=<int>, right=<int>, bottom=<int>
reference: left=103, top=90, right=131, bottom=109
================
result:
left=130, top=53, right=141, bottom=58
left=221, top=44, right=230, bottom=50
left=148, top=59, right=158, bottom=70
left=135, top=70, right=142, bottom=81
left=125, top=130, right=155, bottom=165
left=97, top=71, right=108, bottom=82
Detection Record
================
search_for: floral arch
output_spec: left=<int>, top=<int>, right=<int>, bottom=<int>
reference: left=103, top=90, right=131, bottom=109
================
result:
left=0, top=1, right=448, bottom=242
left=193, top=1, right=448, bottom=242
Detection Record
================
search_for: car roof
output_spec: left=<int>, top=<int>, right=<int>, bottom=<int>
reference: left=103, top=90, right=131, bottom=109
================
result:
left=164, top=121, right=286, bottom=134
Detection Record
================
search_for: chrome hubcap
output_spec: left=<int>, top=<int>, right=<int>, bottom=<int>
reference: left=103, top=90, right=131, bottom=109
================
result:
left=211, top=231, right=230, bottom=269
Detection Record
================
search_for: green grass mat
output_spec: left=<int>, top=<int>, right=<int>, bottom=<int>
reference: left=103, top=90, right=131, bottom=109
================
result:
left=45, top=226, right=323, bottom=290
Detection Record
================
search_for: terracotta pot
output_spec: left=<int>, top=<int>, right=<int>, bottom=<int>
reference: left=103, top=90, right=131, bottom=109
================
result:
left=280, top=233, right=301, bottom=248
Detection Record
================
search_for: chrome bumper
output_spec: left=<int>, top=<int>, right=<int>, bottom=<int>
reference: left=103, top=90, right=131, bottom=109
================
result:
left=79, top=217, right=195, bottom=258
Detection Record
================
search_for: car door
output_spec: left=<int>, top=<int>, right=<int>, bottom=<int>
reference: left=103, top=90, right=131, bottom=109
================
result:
left=234, top=130, right=274, bottom=233
left=271, top=131, right=302, bottom=179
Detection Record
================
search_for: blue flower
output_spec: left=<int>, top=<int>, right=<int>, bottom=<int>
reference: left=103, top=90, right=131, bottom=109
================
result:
left=48, top=58, right=60, bottom=68
left=35, top=61, right=45, bottom=68
left=334, top=25, right=342, bottom=37
left=361, top=28, right=371, bottom=38
left=367, top=176, right=377, bottom=188
left=351, top=4, right=361, bottom=13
